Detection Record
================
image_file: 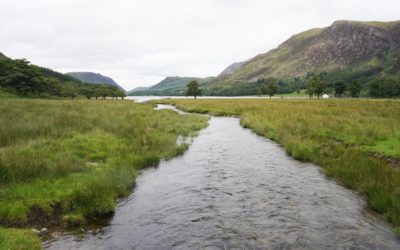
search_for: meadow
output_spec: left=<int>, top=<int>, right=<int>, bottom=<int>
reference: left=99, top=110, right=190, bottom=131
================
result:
left=155, top=98, right=400, bottom=235
left=0, top=99, right=208, bottom=248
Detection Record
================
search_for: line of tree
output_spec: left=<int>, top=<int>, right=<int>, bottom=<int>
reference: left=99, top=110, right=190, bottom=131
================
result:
left=369, top=76, right=400, bottom=98
left=306, top=72, right=400, bottom=98
left=0, top=57, right=125, bottom=99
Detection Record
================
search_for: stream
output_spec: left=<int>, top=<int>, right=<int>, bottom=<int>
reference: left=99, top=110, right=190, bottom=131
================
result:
left=44, top=104, right=400, bottom=249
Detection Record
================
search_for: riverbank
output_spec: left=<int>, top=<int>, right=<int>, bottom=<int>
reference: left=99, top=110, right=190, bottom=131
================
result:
left=0, top=99, right=208, bottom=249
left=154, top=98, right=400, bottom=235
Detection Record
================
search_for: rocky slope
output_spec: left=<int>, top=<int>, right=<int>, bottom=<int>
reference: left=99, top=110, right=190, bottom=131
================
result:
left=218, top=61, right=246, bottom=77
left=207, top=20, right=400, bottom=90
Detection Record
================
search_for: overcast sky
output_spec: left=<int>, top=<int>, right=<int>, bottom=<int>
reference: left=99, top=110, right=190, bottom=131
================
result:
left=1, top=0, right=399, bottom=90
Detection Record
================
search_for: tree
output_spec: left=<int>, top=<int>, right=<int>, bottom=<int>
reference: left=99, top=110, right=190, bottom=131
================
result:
left=186, top=80, right=202, bottom=99
left=60, top=84, right=77, bottom=99
left=306, top=74, right=325, bottom=98
left=314, top=75, right=325, bottom=98
left=348, top=80, right=361, bottom=98
left=262, top=77, right=278, bottom=98
left=306, top=79, right=315, bottom=98
left=93, top=88, right=102, bottom=100
left=370, top=77, right=400, bottom=98
left=97, top=84, right=113, bottom=100
left=334, top=81, right=346, bottom=97
left=80, top=86, right=95, bottom=99
left=116, top=90, right=126, bottom=100
left=4, top=59, right=42, bottom=95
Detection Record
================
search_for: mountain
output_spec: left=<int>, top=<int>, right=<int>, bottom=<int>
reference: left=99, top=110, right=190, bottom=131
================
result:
left=129, top=76, right=215, bottom=96
left=128, top=86, right=150, bottom=94
left=218, top=61, right=246, bottom=77
left=0, top=52, right=8, bottom=59
left=67, top=72, right=125, bottom=91
left=0, top=52, right=125, bottom=98
left=204, top=20, right=400, bottom=95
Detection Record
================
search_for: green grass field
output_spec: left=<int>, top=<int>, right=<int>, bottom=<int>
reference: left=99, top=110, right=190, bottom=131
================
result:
left=155, top=98, right=400, bottom=235
left=0, top=99, right=208, bottom=249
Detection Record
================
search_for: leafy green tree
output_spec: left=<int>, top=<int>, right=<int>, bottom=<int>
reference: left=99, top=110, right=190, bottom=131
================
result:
left=80, top=86, right=95, bottom=99
left=348, top=80, right=362, bottom=98
left=334, top=81, right=346, bottom=97
left=116, top=90, right=126, bottom=100
left=93, top=87, right=102, bottom=100
left=4, top=59, right=42, bottom=95
left=98, top=84, right=112, bottom=100
left=262, top=77, right=278, bottom=98
left=306, top=74, right=325, bottom=98
left=306, top=79, right=315, bottom=98
left=314, top=75, right=325, bottom=98
left=186, top=80, right=202, bottom=99
left=60, top=84, right=77, bottom=99
left=370, top=77, right=400, bottom=98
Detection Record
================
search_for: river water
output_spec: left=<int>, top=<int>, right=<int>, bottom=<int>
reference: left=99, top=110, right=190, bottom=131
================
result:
left=44, top=105, right=400, bottom=249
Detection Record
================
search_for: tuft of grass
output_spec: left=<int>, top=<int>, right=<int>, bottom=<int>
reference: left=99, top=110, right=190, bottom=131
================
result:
left=0, top=99, right=208, bottom=248
left=0, top=89, right=20, bottom=99
left=156, top=98, right=400, bottom=235
left=0, top=227, right=41, bottom=250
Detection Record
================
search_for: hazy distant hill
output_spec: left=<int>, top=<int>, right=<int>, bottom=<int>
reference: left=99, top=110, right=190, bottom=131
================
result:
left=129, top=76, right=215, bottom=96
left=67, top=72, right=125, bottom=91
left=128, top=86, right=150, bottom=94
left=204, top=20, right=400, bottom=95
left=0, top=52, right=125, bottom=98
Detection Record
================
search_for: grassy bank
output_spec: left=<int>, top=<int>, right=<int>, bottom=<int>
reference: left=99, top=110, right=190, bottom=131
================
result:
left=0, top=99, right=208, bottom=249
left=0, top=228, right=41, bottom=250
left=155, top=98, right=400, bottom=235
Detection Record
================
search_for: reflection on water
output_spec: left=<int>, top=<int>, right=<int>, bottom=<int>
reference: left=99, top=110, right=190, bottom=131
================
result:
left=44, top=106, right=400, bottom=249
left=125, top=95, right=294, bottom=103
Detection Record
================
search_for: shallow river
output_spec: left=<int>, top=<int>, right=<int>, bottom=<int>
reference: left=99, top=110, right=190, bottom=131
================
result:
left=44, top=105, right=400, bottom=249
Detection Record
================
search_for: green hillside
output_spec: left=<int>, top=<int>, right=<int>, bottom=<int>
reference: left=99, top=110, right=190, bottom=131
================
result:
left=129, top=76, right=215, bottom=96
left=0, top=53, right=124, bottom=99
left=203, top=20, right=400, bottom=96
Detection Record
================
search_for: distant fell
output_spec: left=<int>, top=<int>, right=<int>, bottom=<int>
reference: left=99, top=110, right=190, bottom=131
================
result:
left=129, top=76, right=215, bottom=96
left=128, top=86, right=150, bottom=94
left=205, top=19, right=400, bottom=95
left=67, top=72, right=125, bottom=91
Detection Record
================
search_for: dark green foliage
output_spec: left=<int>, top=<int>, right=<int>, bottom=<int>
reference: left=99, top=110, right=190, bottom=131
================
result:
left=334, top=81, right=346, bottom=96
left=0, top=55, right=123, bottom=99
left=186, top=80, right=202, bottom=99
left=60, top=84, right=77, bottom=99
left=349, top=80, right=362, bottom=97
left=260, top=77, right=278, bottom=98
left=80, top=86, right=95, bottom=99
left=370, top=76, right=400, bottom=98
left=306, top=74, right=325, bottom=98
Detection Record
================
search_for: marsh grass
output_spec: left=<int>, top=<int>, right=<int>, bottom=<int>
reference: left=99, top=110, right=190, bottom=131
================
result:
left=0, top=99, right=207, bottom=248
left=156, top=98, right=400, bottom=235
left=0, top=227, right=41, bottom=250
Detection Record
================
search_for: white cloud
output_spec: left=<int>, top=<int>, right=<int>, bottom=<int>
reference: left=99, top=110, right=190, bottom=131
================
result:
left=0, top=0, right=399, bottom=90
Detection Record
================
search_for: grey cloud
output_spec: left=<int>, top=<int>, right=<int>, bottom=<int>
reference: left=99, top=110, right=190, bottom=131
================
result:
left=1, top=0, right=399, bottom=89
